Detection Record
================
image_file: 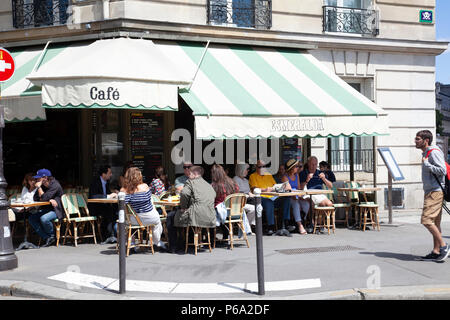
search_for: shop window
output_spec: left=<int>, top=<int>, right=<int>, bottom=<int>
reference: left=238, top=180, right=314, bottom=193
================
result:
left=323, top=0, right=379, bottom=36
left=207, top=0, right=272, bottom=29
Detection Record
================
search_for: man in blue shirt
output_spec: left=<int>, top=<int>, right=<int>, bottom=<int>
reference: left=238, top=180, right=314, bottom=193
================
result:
left=299, top=156, right=333, bottom=207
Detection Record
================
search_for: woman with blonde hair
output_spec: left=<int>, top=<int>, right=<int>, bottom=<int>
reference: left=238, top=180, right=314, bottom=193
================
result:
left=121, top=167, right=166, bottom=250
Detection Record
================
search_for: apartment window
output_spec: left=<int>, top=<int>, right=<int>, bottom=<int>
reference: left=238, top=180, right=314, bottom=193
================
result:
left=12, top=0, right=69, bottom=28
left=207, top=0, right=272, bottom=29
left=323, top=0, right=379, bottom=36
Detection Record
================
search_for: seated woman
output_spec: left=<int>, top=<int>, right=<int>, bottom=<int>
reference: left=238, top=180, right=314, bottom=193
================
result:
left=211, top=164, right=247, bottom=240
left=12, top=173, right=38, bottom=219
left=167, top=165, right=216, bottom=253
left=121, top=167, right=166, bottom=251
left=281, top=159, right=309, bottom=235
left=233, top=163, right=256, bottom=228
left=150, top=166, right=170, bottom=197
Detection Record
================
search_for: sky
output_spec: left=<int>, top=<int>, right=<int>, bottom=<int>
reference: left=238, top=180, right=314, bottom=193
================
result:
left=436, top=0, right=450, bottom=84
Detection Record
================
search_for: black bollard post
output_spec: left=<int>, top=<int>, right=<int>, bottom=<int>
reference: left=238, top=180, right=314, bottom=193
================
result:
left=253, top=188, right=265, bottom=295
left=118, top=192, right=126, bottom=294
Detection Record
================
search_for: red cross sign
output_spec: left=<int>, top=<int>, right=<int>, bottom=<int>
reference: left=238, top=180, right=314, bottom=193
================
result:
left=0, top=48, right=15, bottom=82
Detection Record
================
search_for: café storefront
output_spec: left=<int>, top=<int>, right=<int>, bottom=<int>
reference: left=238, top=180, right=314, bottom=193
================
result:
left=1, top=37, right=389, bottom=188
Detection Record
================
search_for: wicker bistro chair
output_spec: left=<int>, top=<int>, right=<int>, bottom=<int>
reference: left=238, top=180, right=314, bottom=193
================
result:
left=61, top=193, right=98, bottom=246
left=213, top=193, right=250, bottom=250
left=117, top=204, right=155, bottom=256
left=343, top=181, right=379, bottom=231
left=185, top=225, right=212, bottom=255
left=325, top=185, right=351, bottom=228
left=312, top=205, right=336, bottom=235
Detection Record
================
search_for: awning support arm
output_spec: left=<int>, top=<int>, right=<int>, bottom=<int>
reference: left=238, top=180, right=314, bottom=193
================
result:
left=188, top=40, right=210, bottom=91
left=25, top=40, right=52, bottom=91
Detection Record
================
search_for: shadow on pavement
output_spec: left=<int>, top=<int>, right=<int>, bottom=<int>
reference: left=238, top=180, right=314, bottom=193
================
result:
left=359, top=251, right=419, bottom=261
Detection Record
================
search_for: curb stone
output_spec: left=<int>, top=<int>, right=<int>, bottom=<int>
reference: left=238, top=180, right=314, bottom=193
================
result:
left=2, top=280, right=450, bottom=300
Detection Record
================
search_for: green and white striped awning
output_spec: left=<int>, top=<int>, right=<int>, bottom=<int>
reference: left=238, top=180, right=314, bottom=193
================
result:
left=156, top=41, right=389, bottom=139
left=0, top=43, right=68, bottom=122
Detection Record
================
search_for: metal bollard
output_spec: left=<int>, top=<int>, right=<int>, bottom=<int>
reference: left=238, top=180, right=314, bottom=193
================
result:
left=118, top=192, right=126, bottom=294
left=253, top=188, right=265, bottom=295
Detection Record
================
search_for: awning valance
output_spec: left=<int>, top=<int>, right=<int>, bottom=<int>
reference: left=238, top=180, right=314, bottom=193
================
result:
left=156, top=41, right=389, bottom=139
left=27, top=38, right=191, bottom=111
left=0, top=44, right=67, bottom=122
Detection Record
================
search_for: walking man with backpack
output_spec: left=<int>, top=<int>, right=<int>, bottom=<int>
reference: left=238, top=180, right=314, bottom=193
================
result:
left=415, top=130, right=450, bottom=262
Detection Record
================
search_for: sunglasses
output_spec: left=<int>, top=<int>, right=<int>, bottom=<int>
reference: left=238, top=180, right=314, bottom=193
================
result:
left=183, top=166, right=192, bottom=169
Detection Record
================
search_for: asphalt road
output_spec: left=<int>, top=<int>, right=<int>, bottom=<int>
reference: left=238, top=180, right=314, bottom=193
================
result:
left=0, top=212, right=450, bottom=299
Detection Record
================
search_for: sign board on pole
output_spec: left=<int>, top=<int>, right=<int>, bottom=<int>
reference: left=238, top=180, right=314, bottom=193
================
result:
left=0, top=48, right=15, bottom=82
left=377, top=147, right=405, bottom=181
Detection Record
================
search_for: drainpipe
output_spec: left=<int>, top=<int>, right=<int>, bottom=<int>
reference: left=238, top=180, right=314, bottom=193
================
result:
left=103, top=0, right=110, bottom=20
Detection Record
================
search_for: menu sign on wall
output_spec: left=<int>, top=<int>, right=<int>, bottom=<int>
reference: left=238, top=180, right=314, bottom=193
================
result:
left=282, top=138, right=302, bottom=167
left=130, top=112, right=164, bottom=182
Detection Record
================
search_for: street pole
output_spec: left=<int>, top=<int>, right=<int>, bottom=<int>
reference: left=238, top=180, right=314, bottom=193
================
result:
left=253, top=188, right=265, bottom=295
left=388, top=172, right=393, bottom=224
left=0, top=105, right=18, bottom=271
left=118, top=192, right=126, bottom=294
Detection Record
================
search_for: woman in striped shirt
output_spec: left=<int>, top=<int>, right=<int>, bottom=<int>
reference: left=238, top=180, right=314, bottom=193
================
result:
left=121, top=167, right=166, bottom=250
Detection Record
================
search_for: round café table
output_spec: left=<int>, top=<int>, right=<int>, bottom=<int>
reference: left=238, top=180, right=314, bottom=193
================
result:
left=10, top=201, right=51, bottom=250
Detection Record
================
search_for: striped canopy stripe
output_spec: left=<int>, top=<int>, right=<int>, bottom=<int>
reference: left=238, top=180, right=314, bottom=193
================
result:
left=154, top=41, right=388, bottom=138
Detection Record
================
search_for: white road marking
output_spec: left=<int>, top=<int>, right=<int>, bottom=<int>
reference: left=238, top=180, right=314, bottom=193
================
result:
left=48, top=271, right=321, bottom=294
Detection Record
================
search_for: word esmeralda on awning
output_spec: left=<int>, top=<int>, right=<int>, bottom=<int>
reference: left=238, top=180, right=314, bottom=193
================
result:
left=155, top=41, right=389, bottom=139
left=27, top=38, right=191, bottom=111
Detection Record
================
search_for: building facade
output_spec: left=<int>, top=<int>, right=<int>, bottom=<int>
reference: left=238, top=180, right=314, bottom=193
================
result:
left=0, top=0, right=447, bottom=211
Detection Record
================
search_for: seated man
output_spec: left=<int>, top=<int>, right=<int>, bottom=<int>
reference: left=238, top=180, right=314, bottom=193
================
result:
left=174, top=161, right=192, bottom=193
left=29, top=169, right=64, bottom=247
left=300, top=156, right=334, bottom=208
left=249, top=160, right=290, bottom=235
left=88, top=165, right=118, bottom=241
left=167, top=165, right=216, bottom=253
left=319, top=161, right=336, bottom=183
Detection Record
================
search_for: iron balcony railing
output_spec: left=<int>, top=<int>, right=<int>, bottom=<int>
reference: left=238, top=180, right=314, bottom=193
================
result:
left=323, top=5, right=379, bottom=36
left=12, top=0, right=70, bottom=29
left=330, top=149, right=374, bottom=173
left=207, top=0, right=272, bottom=29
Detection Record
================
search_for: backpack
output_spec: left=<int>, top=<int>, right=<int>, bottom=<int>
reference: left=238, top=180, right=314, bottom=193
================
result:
left=426, top=149, right=450, bottom=202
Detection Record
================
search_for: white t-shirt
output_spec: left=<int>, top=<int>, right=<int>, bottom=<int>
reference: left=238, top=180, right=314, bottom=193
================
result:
left=21, top=186, right=37, bottom=202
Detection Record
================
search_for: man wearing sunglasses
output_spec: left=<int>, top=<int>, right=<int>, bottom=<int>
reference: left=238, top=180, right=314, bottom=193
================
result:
left=175, top=161, right=193, bottom=193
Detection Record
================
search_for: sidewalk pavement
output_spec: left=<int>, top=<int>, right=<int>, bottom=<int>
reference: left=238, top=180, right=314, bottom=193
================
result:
left=1, top=210, right=450, bottom=300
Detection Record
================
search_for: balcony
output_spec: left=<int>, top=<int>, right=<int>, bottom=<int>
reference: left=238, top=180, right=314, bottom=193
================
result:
left=12, top=0, right=70, bottom=29
left=207, top=0, right=271, bottom=29
left=330, top=149, right=374, bottom=172
left=323, top=5, right=379, bottom=36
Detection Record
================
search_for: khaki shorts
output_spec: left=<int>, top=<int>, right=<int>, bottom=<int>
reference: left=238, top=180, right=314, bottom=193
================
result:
left=421, top=191, right=443, bottom=226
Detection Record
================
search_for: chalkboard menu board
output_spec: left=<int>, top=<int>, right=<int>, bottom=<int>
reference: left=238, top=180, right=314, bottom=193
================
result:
left=130, top=112, right=164, bottom=182
left=282, top=138, right=302, bottom=166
